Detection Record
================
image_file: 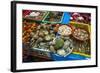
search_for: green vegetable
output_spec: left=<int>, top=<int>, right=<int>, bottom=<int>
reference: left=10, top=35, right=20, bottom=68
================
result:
left=54, top=38, right=64, bottom=49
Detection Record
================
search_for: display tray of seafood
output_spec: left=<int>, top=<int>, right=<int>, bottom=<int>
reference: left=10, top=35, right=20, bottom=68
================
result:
left=23, top=10, right=47, bottom=21
left=22, top=21, right=91, bottom=58
left=42, top=12, right=64, bottom=24
left=70, top=12, right=91, bottom=24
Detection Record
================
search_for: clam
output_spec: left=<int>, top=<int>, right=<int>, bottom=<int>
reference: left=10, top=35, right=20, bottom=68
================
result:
left=45, top=35, right=52, bottom=41
left=38, top=31, right=45, bottom=37
left=57, top=49, right=66, bottom=56
left=49, top=45, right=56, bottom=53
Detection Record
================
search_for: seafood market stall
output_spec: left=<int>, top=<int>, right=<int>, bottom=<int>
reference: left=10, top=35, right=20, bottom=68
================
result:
left=22, top=10, right=91, bottom=62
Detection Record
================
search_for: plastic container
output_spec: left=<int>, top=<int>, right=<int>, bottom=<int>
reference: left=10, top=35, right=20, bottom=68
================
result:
left=61, top=12, right=70, bottom=24
left=70, top=21, right=91, bottom=33
left=50, top=53, right=90, bottom=61
left=42, top=12, right=64, bottom=24
left=23, top=11, right=48, bottom=22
